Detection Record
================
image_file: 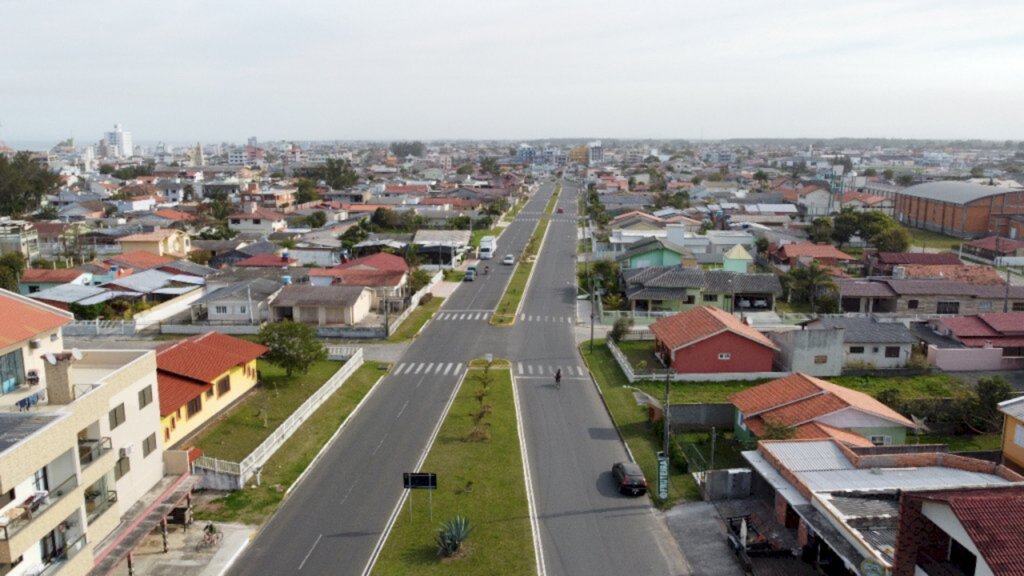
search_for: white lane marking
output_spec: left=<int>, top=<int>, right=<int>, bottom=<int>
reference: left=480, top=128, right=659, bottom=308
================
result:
left=520, top=313, right=526, bottom=321
left=393, top=364, right=406, bottom=376
left=339, top=483, right=357, bottom=506
left=396, top=400, right=409, bottom=419
left=517, top=362, right=523, bottom=375
left=527, top=365, right=534, bottom=375
left=372, top=435, right=387, bottom=455
left=414, top=363, right=424, bottom=374
left=434, top=363, right=444, bottom=374
left=298, top=533, right=322, bottom=571
left=510, top=373, right=547, bottom=576
left=454, top=363, right=463, bottom=374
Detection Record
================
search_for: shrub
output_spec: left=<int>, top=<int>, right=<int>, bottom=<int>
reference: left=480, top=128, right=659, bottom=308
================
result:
left=609, top=317, right=634, bottom=342
left=907, top=349, right=930, bottom=371
left=436, top=516, right=473, bottom=557
left=420, top=293, right=433, bottom=306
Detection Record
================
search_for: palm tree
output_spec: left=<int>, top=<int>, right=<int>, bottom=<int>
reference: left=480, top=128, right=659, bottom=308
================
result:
left=787, top=261, right=836, bottom=312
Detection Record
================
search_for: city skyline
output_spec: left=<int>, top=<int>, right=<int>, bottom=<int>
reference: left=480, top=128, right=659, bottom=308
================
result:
left=3, top=0, right=1023, bottom=142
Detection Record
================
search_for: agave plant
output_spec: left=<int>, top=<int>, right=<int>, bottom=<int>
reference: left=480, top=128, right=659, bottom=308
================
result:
left=436, top=515, right=473, bottom=557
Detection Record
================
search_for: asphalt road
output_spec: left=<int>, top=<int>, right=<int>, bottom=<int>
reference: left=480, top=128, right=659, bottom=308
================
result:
left=227, top=179, right=687, bottom=575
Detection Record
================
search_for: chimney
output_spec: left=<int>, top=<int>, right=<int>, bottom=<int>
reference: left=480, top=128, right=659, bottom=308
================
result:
left=44, top=352, right=76, bottom=405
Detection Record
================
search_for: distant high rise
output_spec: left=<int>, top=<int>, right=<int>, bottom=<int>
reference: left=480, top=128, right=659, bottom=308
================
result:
left=248, top=136, right=258, bottom=147
left=104, top=123, right=133, bottom=158
left=516, top=144, right=535, bottom=164
left=587, top=140, right=604, bottom=165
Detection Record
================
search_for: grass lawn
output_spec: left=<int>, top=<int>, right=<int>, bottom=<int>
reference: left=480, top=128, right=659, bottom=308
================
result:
left=388, top=297, right=444, bottom=342
left=471, top=227, right=500, bottom=249
left=193, top=359, right=344, bottom=462
left=616, top=340, right=661, bottom=372
left=444, top=270, right=465, bottom=282
left=912, top=433, right=1002, bottom=452
left=905, top=226, right=963, bottom=251
left=678, top=431, right=750, bottom=471
left=195, top=363, right=387, bottom=525
left=373, top=367, right=534, bottom=576
left=831, top=372, right=965, bottom=400
left=774, top=301, right=814, bottom=314
left=580, top=340, right=701, bottom=507
left=492, top=262, right=532, bottom=325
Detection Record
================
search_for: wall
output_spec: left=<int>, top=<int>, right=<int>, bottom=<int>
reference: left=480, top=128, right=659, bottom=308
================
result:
left=104, top=361, right=163, bottom=516
left=669, top=403, right=736, bottom=432
left=769, top=329, right=843, bottom=377
left=927, top=345, right=1004, bottom=371
left=161, top=359, right=259, bottom=448
left=844, top=342, right=911, bottom=369
left=1002, top=416, right=1024, bottom=471
left=671, top=331, right=774, bottom=374
left=921, top=501, right=996, bottom=576
left=351, top=289, right=372, bottom=324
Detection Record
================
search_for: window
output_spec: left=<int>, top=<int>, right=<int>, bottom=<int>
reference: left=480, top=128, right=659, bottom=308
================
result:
left=252, top=219, right=261, bottom=225
left=907, top=299, right=919, bottom=310
left=114, top=456, right=130, bottom=480
left=718, top=352, right=731, bottom=360
left=1014, top=302, right=1024, bottom=312
left=49, top=333, right=58, bottom=342
left=869, top=435, right=892, bottom=446
left=230, top=219, right=240, bottom=225
left=164, top=428, right=170, bottom=442
left=214, top=306, right=228, bottom=314
left=205, top=388, right=215, bottom=399
left=142, top=433, right=157, bottom=458
left=814, top=355, right=828, bottom=365
left=0, top=348, right=25, bottom=395
left=936, top=301, right=960, bottom=314
left=28, top=286, right=39, bottom=293
left=703, top=294, right=717, bottom=302
left=849, top=346, right=865, bottom=354
left=948, top=538, right=978, bottom=575
left=884, top=346, right=901, bottom=358
left=684, top=295, right=695, bottom=304
left=138, top=385, right=153, bottom=409
left=108, top=403, right=126, bottom=430
left=187, top=397, right=202, bottom=418
left=216, top=376, right=231, bottom=396
left=979, top=301, right=993, bottom=311
left=240, top=306, right=247, bottom=314
left=1015, top=423, right=1024, bottom=448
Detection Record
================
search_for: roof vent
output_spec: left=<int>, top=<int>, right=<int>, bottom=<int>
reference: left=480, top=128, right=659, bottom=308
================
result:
left=870, top=467, right=883, bottom=475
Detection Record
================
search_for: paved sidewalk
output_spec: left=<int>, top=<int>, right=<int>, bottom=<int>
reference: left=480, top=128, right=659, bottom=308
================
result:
left=107, top=521, right=254, bottom=576
left=664, top=502, right=744, bottom=576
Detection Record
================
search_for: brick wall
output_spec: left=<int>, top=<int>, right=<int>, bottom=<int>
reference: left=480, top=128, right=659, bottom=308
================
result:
left=892, top=495, right=951, bottom=576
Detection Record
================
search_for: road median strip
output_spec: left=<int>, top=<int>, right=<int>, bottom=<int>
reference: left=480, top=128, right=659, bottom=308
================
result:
left=491, top=186, right=559, bottom=326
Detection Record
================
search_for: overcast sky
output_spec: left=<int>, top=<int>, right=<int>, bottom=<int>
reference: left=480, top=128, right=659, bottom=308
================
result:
left=2, top=0, right=1023, bottom=144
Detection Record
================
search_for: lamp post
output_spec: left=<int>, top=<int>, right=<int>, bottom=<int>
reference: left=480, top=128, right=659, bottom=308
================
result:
left=657, top=368, right=672, bottom=501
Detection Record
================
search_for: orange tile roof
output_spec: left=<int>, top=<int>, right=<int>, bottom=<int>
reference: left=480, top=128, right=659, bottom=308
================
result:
left=311, top=269, right=405, bottom=287
left=0, top=291, right=74, bottom=348
left=107, top=250, right=175, bottom=270
left=649, top=306, right=777, bottom=352
left=334, top=252, right=409, bottom=273
left=729, top=373, right=824, bottom=415
left=157, top=332, right=267, bottom=385
left=119, top=229, right=183, bottom=243
left=20, top=269, right=87, bottom=284
left=157, top=372, right=211, bottom=417
left=902, top=264, right=1005, bottom=285
left=779, top=243, right=855, bottom=261
left=153, top=209, right=197, bottom=222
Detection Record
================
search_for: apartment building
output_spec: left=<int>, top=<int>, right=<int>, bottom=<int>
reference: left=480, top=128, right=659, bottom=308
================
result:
left=0, top=291, right=163, bottom=576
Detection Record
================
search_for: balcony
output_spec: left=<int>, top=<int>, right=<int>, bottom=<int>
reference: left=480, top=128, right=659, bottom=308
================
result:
left=85, top=491, right=117, bottom=525
left=78, top=437, right=112, bottom=471
left=0, top=475, right=78, bottom=541
left=37, top=534, right=89, bottom=576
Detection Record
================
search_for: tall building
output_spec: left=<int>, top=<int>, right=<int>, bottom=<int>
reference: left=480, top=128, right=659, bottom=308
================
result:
left=516, top=144, right=535, bottom=164
left=102, top=124, right=133, bottom=159
left=587, top=140, right=604, bottom=165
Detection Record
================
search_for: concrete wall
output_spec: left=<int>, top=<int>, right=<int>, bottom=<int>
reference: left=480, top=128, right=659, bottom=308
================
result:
left=769, top=328, right=843, bottom=377
left=669, top=403, right=736, bottom=432
left=927, top=345, right=1004, bottom=371
left=1002, top=416, right=1024, bottom=472
left=844, top=342, right=912, bottom=369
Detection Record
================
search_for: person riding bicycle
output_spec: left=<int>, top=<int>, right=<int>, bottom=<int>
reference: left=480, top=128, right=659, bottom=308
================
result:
left=203, top=522, right=217, bottom=537
left=484, top=266, right=489, bottom=275
left=555, top=369, right=562, bottom=386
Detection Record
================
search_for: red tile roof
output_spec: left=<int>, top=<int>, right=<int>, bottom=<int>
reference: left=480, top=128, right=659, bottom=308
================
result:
left=649, top=306, right=777, bottom=352
left=965, top=235, right=1024, bottom=254
left=875, top=252, right=962, bottom=266
left=917, top=486, right=1024, bottom=575
left=20, top=269, right=87, bottom=284
left=235, top=253, right=298, bottom=267
left=902, top=264, right=1004, bottom=285
left=152, top=209, right=197, bottom=222
left=107, top=250, right=175, bottom=270
left=157, top=372, right=211, bottom=417
left=157, top=333, right=267, bottom=408
left=309, top=268, right=406, bottom=287
left=334, top=252, right=409, bottom=273
left=779, top=243, right=855, bottom=262
left=0, top=291, right=74, bottom=348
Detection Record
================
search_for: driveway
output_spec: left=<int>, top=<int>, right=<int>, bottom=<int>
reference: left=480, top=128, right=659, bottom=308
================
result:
left=664, top=502, right=744, bottom=576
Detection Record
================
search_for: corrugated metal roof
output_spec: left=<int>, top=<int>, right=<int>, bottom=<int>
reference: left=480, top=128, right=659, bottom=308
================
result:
left=742, top=450, right=810, bottom=506
left=799, top=466, right=1010, bottom=493
left=897, top=181, right=1022, bottom=205
left=999, top=396, right=1024, bottom=421
left=761, top=440, right=853, bottom=471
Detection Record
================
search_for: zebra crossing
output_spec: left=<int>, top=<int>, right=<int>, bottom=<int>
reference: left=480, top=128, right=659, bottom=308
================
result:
left=514, top=363, right=589, bottom=378
left=435, top=311, right=576, bottom=324
left=518, top=314, right=575, bottom=324
left=391, top=361, right=465, bottom=377
left=435, top=311, right=492, bottom=321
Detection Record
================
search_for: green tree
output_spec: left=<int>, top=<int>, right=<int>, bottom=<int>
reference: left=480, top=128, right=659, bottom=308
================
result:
left=832, top=208, right=860, bottom=247
left=36, top=204, right=59, bottom=220
left=975, top=376, right=1013, bottom=431
left=787, top=261, right=836, bottom=312
left=862, top=168, right=877, bottom=177
left=882, top=169, right=894, bottom=181
left=895, top=174, right=916, bottom=187
left=0, top=252, right=27, bottom=280
left=188, top=249, right=212, bottom=265
left=456, top=163, right=474, bottom=175
left=304, top=211, right=328, bottom=229
left=859, top=211, right=896, bottom=239
left=808, top=217, right=834, bottom=244
left=408, top=268, right=432, bottom=292
left=0, top=152, right=62, bottom=216
left=752, top=170, right=769, bottom=187
left=98, top=164, right=115, bottom=175
left=480, top=157, right=500, bottom=176
left=871, top=226, right=912, bottom=253
left=970, top=165, right=985, bottom=178
left=754, top=236, right=769, bottom=256
left=0, top=267, right=16, bottom=292
left=389, top=141, right=426, bottom=158
left=258, top=321, right=327, bottom=377
left=295, top=178, right=319, bottom=204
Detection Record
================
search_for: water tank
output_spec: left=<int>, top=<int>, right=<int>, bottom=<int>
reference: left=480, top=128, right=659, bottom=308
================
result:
left=282, top=276, right=292, bottom=285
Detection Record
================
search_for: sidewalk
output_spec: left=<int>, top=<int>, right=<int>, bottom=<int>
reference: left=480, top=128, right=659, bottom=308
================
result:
left=107, top=521, right=254, bottom=576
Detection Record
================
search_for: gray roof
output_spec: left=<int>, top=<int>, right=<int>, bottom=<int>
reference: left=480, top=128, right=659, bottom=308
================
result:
left=615, top=237, right=694, bottom=262
left=897, top=181, right=1022, bottom=205
left=999, top=396, right=1024, bottom=420
left=105, top=269, right=178, bottom=293
left=30, top=284, right=108, bottom=304
left=622, top=265, right=782, bottom=301
left=413, top=229, right=471, bottom=247
left=193, top=278, right=283, bottom=305
left=807, top=317, right=917, bottom=344
left=270, top=285, right=367, bottom=307
left=162, top=260, right=217, bottom=277
left=206, top=267, right=310, bottom=286
left=0, top=413, right=65, bottom=456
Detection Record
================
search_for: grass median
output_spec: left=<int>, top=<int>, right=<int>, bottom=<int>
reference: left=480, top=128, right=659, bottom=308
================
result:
left=543, top=184, right=561, bottom=214
left=388, top=297, right=444, bottom=342
left=373, top=365, right=535, bottom=576
left=491, top=214, right=550, bottom=325
left=195, top=362, right=388, bottom=525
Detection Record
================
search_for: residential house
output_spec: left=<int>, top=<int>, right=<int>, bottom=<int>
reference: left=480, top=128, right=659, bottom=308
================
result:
left=837, top=278, right=1024, bottom=315
left=208, top=240, right=281, bottom=269
left=239, top=185, right=295, bottom=209
left=105, top=250, right=176, bottom=273
left=614, top=237, right=697, bottom=269
left=308, top=253, right=409, bottom=302
left=227, top=208, right=288, bottom=235
left=868, top=251, right=962, bottom=275
left=924, top=312, right=1024, bottom=372
left=104, top=269, right=205, bottom=303
left=961, top=235, right=1024, bottom=262
left=900, top=263, right=1005, bottom=285
left=840, top=191, right=893, bottom=215
left=156, top=332, right=267, bottom=447
left=189, top=278, right=282, bottom=325
left=804, top=317, right=918, bottom=369
left=649, top=306, right=778, bottom=374
left=782, top=184, right=832, bottom=216
left=721, top=244, right=753, bottom=274
left=730, top=372, right=918, bottom=445
left=269, top=285, right=372, bottom=326
left=892, top=485, right=1024, bottom=576
left=622, top=266, right=783, bottom=313
left=773, top=243, right=856, bottom=268
left=998, top=396, right=1024, bottom=474
left=234, top=253, right=299, bottom=268
left=18, top=269, right=92, bottom=295
left=0, top=290, right=166, bottom=574
left=0, top=219, right=39, bottom=259
left=117, top=229, right=191, bottom=259
left=742, top=439, right=1021, bottom=576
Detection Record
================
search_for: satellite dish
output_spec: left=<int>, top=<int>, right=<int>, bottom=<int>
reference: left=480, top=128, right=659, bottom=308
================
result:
left=45, top=353, right=57, bottom=365
left=71, top=349, right=83, bottom=361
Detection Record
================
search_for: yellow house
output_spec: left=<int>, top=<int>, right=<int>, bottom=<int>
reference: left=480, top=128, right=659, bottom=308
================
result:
left=118, top=229, right=191, bottom=258
left=156, top=332, right=267, bottom=448
left=999, top=396, right=1024, bottom=474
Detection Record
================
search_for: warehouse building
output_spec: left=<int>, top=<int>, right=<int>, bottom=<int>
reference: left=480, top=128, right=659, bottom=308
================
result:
left=892, top=181, right=1024, bottom=239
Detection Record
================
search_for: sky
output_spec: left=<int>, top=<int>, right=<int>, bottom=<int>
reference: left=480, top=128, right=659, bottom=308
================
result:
left=2, top=0, right=1023, bottom=144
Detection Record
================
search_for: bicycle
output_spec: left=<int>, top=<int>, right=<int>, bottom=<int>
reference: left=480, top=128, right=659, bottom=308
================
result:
left=195, top=523, right=223, bottom=551
left=555, top=370, right=562, bottom=389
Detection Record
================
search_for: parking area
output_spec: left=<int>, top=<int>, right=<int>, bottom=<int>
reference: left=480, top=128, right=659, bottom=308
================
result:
left=664, top=501, right=744, bottom=576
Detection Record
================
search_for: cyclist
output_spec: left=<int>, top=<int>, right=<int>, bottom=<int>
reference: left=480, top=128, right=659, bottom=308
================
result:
left=484, top=266, right=489, bottom=275
left=555, top=369, right=562, bottom=388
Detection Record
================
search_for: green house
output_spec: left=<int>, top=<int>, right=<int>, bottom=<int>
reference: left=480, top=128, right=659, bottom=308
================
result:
left=615, top=237, right=697, bottom=269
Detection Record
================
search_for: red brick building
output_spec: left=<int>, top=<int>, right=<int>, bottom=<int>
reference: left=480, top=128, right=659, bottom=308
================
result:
left=649, top=306, right=777, bottom=374
left=893, top=181, right=1024, bottom=239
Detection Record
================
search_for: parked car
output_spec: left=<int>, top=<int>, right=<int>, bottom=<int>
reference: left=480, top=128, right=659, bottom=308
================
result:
left=502, top=254, right=515, bottom=265
left=557, top=207, right=564, bottom=214
left=464, top=269, right=476, bottom=281
left=611, top=462, right=647, bottom=496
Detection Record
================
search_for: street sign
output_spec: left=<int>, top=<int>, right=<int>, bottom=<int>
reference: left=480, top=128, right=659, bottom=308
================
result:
left=403, top=472, right=437, bottom=490
left=657, top=453, right=669, bottom=500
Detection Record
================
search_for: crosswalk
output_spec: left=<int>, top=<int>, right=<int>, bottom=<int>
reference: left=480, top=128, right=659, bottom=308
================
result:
left=434, top=311, right=576, bottom=324
left=388, top=361, right=591, bottom=379
left=391, top=361, right=465, bottom=377
left=515, top=363, right=589, bottom=378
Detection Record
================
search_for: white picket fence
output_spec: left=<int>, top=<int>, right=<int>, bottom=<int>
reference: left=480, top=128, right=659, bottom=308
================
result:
left=193, top=348, right=365, bottom=489
left=387, top=270, right=443, bottom=335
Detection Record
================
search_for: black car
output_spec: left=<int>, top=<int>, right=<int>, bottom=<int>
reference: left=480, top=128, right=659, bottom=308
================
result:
left=611, top=461, right=648, bottom=496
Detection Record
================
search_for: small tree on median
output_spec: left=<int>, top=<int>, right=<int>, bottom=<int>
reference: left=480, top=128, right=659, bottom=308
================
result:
left=258, top=321, right=327, bottom=377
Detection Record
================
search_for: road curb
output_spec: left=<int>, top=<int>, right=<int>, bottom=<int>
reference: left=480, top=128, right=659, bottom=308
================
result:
left=578, top=343, right=635, bottom=463
left=510, top=371, right=547, bottom=576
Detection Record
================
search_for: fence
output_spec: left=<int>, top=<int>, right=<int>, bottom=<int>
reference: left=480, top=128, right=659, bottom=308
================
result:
left=62, top=320, right=136, bottom=337
left=386, top=270, right=443, bottom=335
left=327, top=345, right=361, bottom=361
left=606, top=339, right=788, bottom=383
left=193, top=348, right=365, bottom=489
left=160, top=323, right=262, bottom=335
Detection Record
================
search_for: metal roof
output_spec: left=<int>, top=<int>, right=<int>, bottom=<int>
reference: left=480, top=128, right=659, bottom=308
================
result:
left=798, top=466, right=1010, bottom=493
left=30, top=284, right=108, bottom=304
left=897, top=181, right=1022, bottom=205
left=742, top=450, right=810, bottom=506
left=999, top=396, right=1024, bottom=420
left=808, top=317, right=918, bottom=344
left=761, top=440, right=853, bottom=472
